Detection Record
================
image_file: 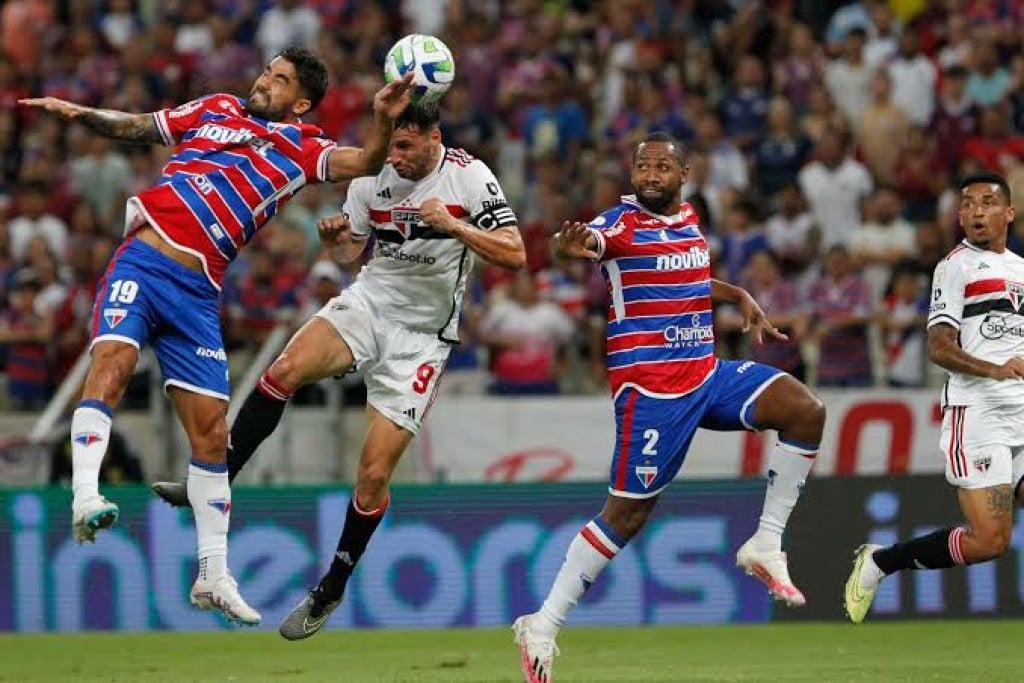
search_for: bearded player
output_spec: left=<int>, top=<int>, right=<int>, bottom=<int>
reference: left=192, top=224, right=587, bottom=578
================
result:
left=513, top=132, right=825, bottom=683
left=19, top=47, right=413, bottom=625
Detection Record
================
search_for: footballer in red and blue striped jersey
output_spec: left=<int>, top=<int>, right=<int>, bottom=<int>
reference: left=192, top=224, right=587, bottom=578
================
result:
left=589, top=195, right=786, bottom=497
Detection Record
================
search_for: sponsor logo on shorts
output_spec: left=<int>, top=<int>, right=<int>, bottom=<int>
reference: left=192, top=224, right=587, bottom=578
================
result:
left=103, top=308, right=128, bottom=329
left=635, top=465, right=658, bottom=489
left=195, top=346, right=228, bottom=361
left=378, top=243, right=437, bottom=265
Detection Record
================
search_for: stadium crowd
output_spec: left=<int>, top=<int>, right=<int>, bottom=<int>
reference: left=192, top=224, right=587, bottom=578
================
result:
left=0, top=0, right=1021, bottom=409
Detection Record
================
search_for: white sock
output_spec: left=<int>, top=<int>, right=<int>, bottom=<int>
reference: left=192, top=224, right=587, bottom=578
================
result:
left=187, top=461, right=230, bottom=581
left=537, top=518, right=624, bottom=637
left=71, top=400, right=113, bottom=502
left=751, top=439, right=817, bottom=551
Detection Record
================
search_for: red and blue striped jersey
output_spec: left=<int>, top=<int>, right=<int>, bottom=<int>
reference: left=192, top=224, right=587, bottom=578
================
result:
left=127, top=94, right=337, bottom=289
left=590, top=196, right=716, bottom=398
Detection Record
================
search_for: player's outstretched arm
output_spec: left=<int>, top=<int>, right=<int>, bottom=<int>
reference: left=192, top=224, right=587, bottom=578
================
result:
left=551, top=221, right=599, bottom=261
left=325, top=74, right=414, bottom=182
left=928, top=324, right=1024, bottom=380
left=711, top=278, right=787, bottom=344
left=419, top=198, right=526, bottom=270
left=18, top=97, right=162, bottom=144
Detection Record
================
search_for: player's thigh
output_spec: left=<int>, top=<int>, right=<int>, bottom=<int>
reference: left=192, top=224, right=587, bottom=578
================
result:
left=699, top=360, right=789, bottom=432
left=302, top=290, right=380, bottom=381
left=958, top=484, right=1014, bottom=549
left=362, top=323, right=451, bottom=435
left=271, top=317, right=358, bottom=386
left=941, top=405, right=1015, bottom=491
left=607, top=388, right=703, bottom=499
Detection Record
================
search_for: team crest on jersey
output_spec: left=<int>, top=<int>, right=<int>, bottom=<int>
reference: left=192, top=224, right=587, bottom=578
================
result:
left=103, top=308, right=128, bottom=329
left=635, top=465, right=658, bottom=489
left=1005, top=281, right=1024, bottom=313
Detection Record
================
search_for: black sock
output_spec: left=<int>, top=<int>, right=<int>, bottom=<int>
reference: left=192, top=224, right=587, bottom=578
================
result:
left=872, top=527, right=965, bottom=574
left=226, top=380, right=289, bottom=482
left=319, top=496, right=388, bottom=598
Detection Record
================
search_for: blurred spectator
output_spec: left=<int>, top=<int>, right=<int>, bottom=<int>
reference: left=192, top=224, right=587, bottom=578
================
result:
left=809, top=245, right=874, bottom=388
left=765, top=182, right=819, bottom=286
left=773, top=23, right=823, bottom=114
left=937, top=12, right=971, bottom=70
left=440, top=81, right=496, bottom=168
left=26, top=241, right=67, bottom=317
left=931, top=65, right=979, bottom=176
left=863, top=0, right=899, bottom=68
left=798, top=128, right=873, bottom=249
left=523, top=64, right=587, bottom=180
left=0, top=269, right=51, bottom=410
left=800, top=82, right=848, bottom=144
left=825, top=27, right=872, bottom=125
left=966, top=39, right=1011, bottom=106
left=887, top=29, right=937, bottom=126
left=480, top=271, right=574, bottom=395
left=51, top=235, right=102, bottom=381
left=857, top=69, right=911, bottom=185
left=2, top=0, right=54, bottom=73
left=718, top=195, right=768, bottom=284
left=681, top=145, right=726, bottom=232
left=255, top=0, right=322, bottom=64
left=893, top=126, right=947, bottom=222
left=847, top=186, right=918, bottom=303
left=694, top=110, right=749, bottom=193
left=70, top=135, right=132, bottom=228
left=717, top=54, right=768, bottom=152
left=175, top=0, right=216, bottom=56
left=754, top=97, right=810, bottom=199
left=9, top=181, right=68, bottom=262
left=100, top=0, right=144, bottom=50
left=721, top=249, right=808, bottom=381
left=225, top=244, right=298, bottom=351
left=962, top=104, right=1024, bottom=175
left=195, top=16, right=260, bottom=95
left=878, top=266, right=928, bottom=388
left=297, top=259, right=345, bottom=320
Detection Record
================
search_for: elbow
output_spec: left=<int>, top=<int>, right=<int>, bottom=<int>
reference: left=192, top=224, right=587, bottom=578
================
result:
left=506, top=249, right=527, bottom=271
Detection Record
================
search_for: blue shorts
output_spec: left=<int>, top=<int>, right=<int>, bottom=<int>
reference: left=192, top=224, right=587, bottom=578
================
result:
left=91, top=240, right=229, bottom=400
left=609, top=360, right=784, bottom=498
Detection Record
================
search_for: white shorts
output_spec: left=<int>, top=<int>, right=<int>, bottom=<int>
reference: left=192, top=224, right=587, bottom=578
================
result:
left=940, top=404, right=1024, bottom=490
left=314, top=286, right=450, bottom=434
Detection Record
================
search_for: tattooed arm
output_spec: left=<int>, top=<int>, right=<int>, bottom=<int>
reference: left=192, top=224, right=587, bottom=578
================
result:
left=18, top=97, right=163, bottom=144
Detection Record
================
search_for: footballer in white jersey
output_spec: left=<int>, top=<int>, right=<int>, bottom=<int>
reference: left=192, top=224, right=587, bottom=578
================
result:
left=845, top=171, right=1024, bottom=627
left=343, top=145, right=516, bottom=341
left=151, top=102, right=526, bottom=641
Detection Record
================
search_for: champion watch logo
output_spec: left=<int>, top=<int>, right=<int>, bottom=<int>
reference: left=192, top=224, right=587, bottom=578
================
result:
left=103, top=308, right=128, bottom=329
left=635, top=465, right=658, bottom=489
left=73, top=432, right=103, bottom=447
left=207, top=498, right=232, bottom=515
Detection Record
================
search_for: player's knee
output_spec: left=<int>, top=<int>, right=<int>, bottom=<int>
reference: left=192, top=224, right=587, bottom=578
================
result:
left=802, top=393, right=826, bottom=435
left=189, top=415, right=229, bottom=460
left=355, top=469, right=390, bottom=509
left=87, top=347, right=135, bottom=397
left=267, top=354, right=306, bottom=394
left=974, top=524, right=1011, bottom=560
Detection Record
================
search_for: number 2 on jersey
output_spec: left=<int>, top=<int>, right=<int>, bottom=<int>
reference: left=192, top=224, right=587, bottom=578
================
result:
left=412, top=363, right=435, bottom=394
left=108, top=279, right=139, bottom=305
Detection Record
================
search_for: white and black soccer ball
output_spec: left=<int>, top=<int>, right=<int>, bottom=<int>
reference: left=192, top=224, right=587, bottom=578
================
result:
left=383, top=34, right=455, bottom=105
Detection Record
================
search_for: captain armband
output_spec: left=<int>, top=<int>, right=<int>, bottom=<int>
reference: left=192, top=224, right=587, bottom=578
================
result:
left=472, top=202, right=518, bottom=231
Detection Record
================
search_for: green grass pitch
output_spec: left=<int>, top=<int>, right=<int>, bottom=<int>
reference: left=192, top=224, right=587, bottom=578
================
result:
left=1, top=621, right=1021, bottom=682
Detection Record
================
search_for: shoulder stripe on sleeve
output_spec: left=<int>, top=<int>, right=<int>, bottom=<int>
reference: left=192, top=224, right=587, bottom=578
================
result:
left=927, top=313, right=960, bottom=328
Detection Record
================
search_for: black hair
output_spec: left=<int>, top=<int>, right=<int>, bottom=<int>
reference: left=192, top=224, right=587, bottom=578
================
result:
left=395, top=101, right=441, bottom=131
left=276, top=46, right=328, bottom=111
left=959, top=170, right=1011, bottom=203
left=633, top=131, right=686, bottom=165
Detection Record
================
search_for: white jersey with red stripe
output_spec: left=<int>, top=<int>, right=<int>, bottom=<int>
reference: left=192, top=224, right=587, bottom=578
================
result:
left=344, top=147, right=516, bottom=341
left=588, top=196, right=716, bottom=398
left=128, top=93, right=337, bottom=289
left=928, top=239, right=1024, bottom=406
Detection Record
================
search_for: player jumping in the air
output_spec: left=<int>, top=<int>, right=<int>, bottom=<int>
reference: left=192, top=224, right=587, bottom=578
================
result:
left=845, top=171, right=1024, bottom=623
left=151, top=102, right=526, bottom=638
left=512, top=132, right=825, bottom=683
left=19, top=47, right=413, bottom=625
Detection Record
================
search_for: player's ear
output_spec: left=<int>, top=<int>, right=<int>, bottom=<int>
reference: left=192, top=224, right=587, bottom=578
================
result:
left=430, top=126, right=442, bottom=145
left=292, top=97, right=312, bottom=118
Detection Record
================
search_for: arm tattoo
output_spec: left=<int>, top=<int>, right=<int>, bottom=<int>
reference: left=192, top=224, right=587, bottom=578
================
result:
left=986, top=486, right=1013, bottom=519
left=76, top=109, right=163, bottom=144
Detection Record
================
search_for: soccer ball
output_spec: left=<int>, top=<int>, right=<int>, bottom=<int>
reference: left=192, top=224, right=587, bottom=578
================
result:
left=384, top=34, right=455, bottom=105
